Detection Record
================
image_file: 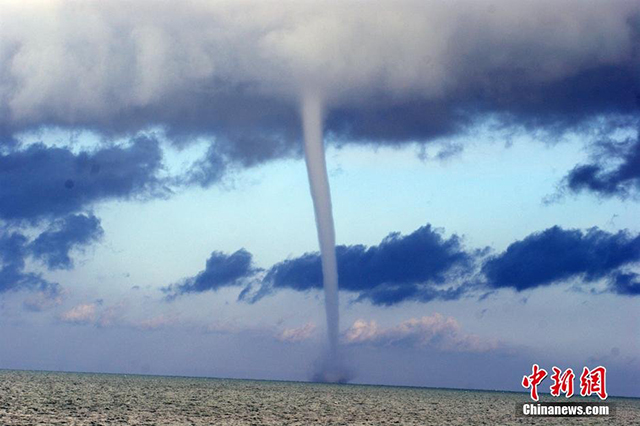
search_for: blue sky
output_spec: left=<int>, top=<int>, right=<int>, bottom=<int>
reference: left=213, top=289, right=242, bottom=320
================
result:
left=1, top=0, right=639, bottom=397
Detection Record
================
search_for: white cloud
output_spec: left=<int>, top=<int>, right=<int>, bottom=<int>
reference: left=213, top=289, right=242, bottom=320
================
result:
left=276, top=322, right=316, bottom=343
left=58, top=300, right=127, bottom=327
left=133, top=314, right=180, bottom=331
left=59, top=303, right=98, bottom=324
left=344, top=313, right=500, bottom=353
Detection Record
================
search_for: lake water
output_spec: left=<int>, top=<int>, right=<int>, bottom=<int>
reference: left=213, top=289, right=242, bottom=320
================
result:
left=0, top=370, right=638, bottom=425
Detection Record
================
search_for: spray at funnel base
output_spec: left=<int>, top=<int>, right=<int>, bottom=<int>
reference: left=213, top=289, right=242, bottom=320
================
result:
left=301, top=92, right=341, bottom=370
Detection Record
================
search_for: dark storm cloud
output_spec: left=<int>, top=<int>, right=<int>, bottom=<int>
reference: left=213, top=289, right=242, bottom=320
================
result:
left=183, top=224, right=640, bottom=306
left=327, top=64, right=640, bottom=146
left=161, top=94, right=302, bottom=168
left=482, top=226, right=640, bottom=291
left=0, top=232, right=61, bottom=296
left=252, top=225, right=475, bottom=306
left=1, top=1, right=639, bottom=170
left=179, top=145, right=228, bottom=188
left=163, top=249, right=257, bottom=299
left=566, top=130, right=640, bottom=198
left=0, top=136, right=165, bottom=221
left=0, top=214, right=102, bottom=296
left=30, top=214, right=104, bottom=270
left=610, top=272, right=640, bottom=296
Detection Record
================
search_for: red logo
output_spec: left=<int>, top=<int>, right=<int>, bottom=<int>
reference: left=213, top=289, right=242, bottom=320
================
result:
left=522, top=364, right=547, bottom=401
left=550, top=367, right=575, bottom=398
left=522, top=365, right=607, bottom=401
left=579, top=366, right=608, bottom=400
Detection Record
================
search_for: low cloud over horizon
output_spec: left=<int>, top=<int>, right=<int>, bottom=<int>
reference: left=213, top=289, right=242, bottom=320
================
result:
left=343, top=314, right=501, bottom=353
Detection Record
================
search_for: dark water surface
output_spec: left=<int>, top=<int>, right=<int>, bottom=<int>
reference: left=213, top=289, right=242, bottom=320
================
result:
left=0, top=370, right=638, bottom=425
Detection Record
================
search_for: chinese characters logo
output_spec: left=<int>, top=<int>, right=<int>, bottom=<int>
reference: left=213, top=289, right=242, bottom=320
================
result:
left=522, top=365, right=607, bottom=401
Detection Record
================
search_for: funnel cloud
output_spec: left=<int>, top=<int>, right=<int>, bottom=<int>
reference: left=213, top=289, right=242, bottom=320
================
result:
left=300, top=92, right=344, bottom=380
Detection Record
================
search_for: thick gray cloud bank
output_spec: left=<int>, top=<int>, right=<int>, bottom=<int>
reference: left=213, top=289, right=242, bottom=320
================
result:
left=2, top=0, right=639, bottom=169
